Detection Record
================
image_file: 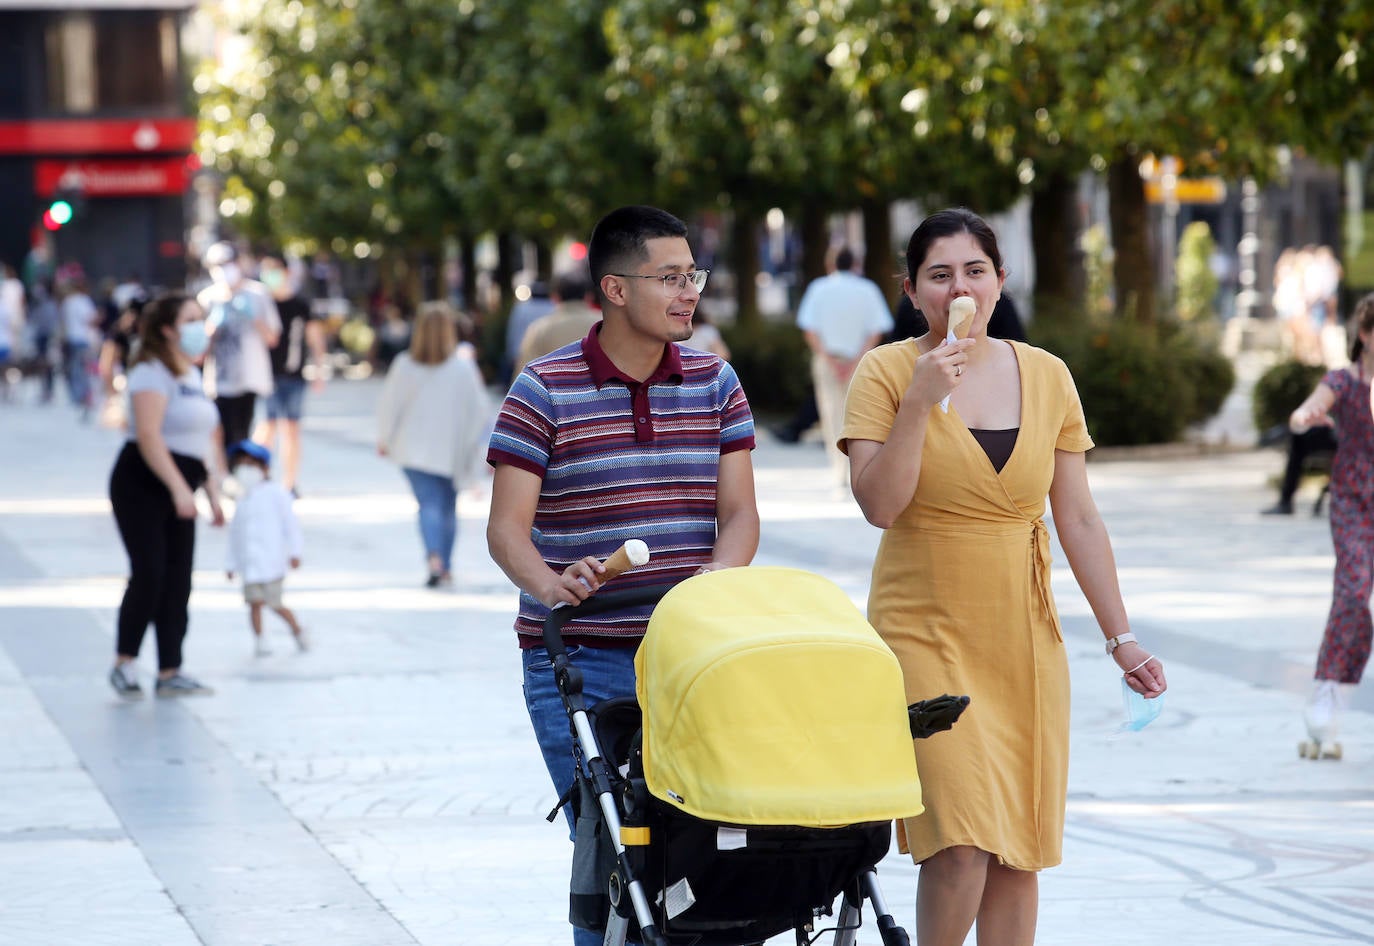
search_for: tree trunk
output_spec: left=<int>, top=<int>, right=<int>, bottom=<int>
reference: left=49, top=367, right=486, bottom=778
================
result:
left=729, top=208, right=760, bottom=328
left=534, top=240, right=553, bottom=282
left=1029, top=168, right=1084, bottom=320
left=494, top=231, right=518, bottom=315
left=1107, top=154, right=1155, bottom=323
left=860, top=197, right=898, bottom=307
left=458, top=233, right=478, bottom=314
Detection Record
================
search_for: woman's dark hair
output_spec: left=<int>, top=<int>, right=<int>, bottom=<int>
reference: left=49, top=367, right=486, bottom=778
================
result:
left=904, top=208, right=1005, bottom=280
left=134, top=291, right=193, bottom=375
left=1349, top=292, right=1374, bottom=362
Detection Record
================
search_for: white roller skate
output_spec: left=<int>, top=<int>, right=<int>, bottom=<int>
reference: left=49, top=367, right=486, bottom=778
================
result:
left=1298, top=679, right=1343, bottom=760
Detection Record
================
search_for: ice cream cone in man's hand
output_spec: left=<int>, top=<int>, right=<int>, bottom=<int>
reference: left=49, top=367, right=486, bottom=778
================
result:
left=600, top=539, right=650, bottom=582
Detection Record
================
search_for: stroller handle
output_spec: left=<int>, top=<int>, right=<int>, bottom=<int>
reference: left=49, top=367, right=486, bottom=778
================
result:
left=542, top=584, right=676, bottom=659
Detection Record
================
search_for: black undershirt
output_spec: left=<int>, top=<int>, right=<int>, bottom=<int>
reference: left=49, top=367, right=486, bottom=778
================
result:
left=969, top=427, right=1019, bottom=473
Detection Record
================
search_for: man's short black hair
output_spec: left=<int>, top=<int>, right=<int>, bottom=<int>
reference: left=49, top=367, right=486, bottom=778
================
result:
left=587, top=206, right=689, bottom=304
left=834, top=246, right=855, bottom=272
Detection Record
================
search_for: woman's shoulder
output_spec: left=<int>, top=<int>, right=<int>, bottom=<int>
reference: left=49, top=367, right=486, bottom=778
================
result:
left=859, top=338, right=920, bottom=373
left=1009, top=340, right=1074, bottom=381
left=126, top=358, right=173, bottom=387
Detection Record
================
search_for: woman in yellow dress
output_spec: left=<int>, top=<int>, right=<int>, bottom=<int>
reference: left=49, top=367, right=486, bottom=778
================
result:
left=841, top=208, right=1167, bottom=946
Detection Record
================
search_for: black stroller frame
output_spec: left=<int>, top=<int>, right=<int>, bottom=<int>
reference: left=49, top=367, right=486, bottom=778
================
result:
left=543, top=585, right=968, bottom=946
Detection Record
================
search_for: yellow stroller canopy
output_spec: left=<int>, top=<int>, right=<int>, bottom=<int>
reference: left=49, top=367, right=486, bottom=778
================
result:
left=635, top=567, right=923, bottom=827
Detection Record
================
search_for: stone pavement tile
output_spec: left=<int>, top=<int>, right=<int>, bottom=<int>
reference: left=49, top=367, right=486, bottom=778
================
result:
left=0, top=767, right=121, bottom=836
left=312, top=817, right=574, bottom=946
left=0, top=838, right=201, bottom=946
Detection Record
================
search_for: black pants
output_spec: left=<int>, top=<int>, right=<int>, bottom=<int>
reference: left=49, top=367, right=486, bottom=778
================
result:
left=109, top=443, right=206, bottom=670
left=215, top=393, right=257, bottom=448
left=1280, top=427, right=1339, bottom=503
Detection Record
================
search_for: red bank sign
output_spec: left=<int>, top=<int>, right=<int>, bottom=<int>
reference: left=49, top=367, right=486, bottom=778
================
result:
left=35, top=158, right=190, bottom=197
left=0, top=118, right=197, bottom=156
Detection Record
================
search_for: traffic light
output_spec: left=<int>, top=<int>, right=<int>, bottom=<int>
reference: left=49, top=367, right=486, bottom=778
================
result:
left=42, top=198, right=73, bottom=231
left=41, top=187, right=84, bottom=231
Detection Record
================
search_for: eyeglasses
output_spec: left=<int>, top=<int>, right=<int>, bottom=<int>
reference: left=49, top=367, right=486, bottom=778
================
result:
left=610, top=269, right=710, bottom=296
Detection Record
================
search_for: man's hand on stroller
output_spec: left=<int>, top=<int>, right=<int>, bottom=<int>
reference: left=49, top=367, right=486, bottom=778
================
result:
left=908, top=694, right=971, bottom=739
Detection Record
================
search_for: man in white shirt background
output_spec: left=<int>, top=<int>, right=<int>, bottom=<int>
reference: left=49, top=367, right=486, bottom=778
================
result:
left=795, top=246, right=893, bottom=487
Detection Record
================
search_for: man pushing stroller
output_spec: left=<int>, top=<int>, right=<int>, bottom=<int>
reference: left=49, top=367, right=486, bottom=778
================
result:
left=487, top=205, right=760, bottom=946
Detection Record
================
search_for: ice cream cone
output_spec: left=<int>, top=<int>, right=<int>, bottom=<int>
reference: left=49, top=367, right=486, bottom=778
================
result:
left=601, top=539, right=650, bottom=581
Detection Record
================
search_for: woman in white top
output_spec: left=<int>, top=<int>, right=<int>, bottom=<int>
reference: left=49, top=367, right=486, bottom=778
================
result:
left=377, top=301, right=491, bottom=587
left=107, top=292, right=224, bottom=699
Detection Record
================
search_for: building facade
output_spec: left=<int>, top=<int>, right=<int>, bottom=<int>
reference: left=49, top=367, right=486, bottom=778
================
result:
left=0, top=1, right=197, bottom=290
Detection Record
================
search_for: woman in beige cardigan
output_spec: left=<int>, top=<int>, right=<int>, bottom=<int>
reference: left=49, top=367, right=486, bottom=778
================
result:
left=376, top=302, right=491, bottom=587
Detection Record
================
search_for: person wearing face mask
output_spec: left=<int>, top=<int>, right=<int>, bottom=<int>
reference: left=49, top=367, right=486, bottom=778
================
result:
left=224, top=439, right=307, bottom=656
left=108, top=292, right=224, bottom=699
left=196, top=242, right=281, bottom=476
left=254, top=251, right=325, bottom=497
left=840, top=208, right=1167, bottom=946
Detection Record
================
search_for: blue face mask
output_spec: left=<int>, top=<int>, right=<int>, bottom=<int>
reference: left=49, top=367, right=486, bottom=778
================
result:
left=178, top=321, right=209, bottom=359
left=1118, top=676, right=1164, bottom=732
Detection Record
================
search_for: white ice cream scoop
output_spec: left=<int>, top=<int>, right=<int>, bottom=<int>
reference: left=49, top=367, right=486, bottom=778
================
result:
left=600, top=539, right=650, bottom=581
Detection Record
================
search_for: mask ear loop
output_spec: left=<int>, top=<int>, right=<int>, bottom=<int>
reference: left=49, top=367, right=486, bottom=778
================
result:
left=1124, top=656, right=1155, bottom=676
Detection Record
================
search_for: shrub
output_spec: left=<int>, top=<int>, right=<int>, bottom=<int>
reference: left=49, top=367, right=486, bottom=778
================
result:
left=1175, top=221, right=1220, bottom=323
left=1162, top=324, right=1235, bottom=426
left=1031, top=317, right=1192, bottom=446
left=719, top=319, right=812, bottom=416
left=1251, top=359, right=1326, bottom=434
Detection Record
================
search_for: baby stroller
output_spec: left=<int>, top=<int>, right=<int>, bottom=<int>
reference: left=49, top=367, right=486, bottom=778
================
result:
left=542, top=565, right=968, bottom=946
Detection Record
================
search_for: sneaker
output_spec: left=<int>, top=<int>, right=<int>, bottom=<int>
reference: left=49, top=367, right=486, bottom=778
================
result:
left=1304, top=679, right=1341, bottom=742
left=108, top=663, right=143, bottom=700
left=254, top=637, right=272, bottom=657
left=155, top=673, right=215, bottom=698
left=293, top=628, right=310, bottom=652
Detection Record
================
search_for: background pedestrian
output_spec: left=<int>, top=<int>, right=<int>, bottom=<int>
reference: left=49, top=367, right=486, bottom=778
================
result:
left=376, top=301, right=491, bottom=587
left=58, top=274, right=99, bottom=419
left=1287, top=292, right=1374, bottom=754
left=225, top=439, right=307, bottom=656
left=108, top=291, right=223, bottom=699
left=796, top=245, right=893, bottom=486
left=197, top=241, right=281, bottom=475
left=254, top=250, right=326, bottom=496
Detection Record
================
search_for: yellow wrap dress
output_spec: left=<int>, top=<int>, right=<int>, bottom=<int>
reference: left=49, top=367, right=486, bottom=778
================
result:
left=841, top=339, right=1094, bottom=871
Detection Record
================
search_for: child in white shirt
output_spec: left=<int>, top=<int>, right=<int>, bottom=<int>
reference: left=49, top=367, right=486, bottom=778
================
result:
left=225, top=440, right=307, bottom=655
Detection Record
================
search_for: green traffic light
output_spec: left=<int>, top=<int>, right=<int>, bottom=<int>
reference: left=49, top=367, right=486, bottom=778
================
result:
left=48, top=200, right=73, bottom=225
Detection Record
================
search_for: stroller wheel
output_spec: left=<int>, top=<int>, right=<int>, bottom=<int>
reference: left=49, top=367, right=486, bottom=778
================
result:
left=608, top=868, right=624, bottom=910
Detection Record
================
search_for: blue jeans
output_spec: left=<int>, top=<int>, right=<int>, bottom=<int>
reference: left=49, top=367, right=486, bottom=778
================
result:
left=522, top=644, right=639, bottom=946
left=63, top=341, right=91, bottom=408
left=401, top=468, right=457, bottom=573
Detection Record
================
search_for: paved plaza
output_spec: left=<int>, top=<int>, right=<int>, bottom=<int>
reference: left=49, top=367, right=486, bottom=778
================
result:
left=0, top=372, right=1371, bottom=945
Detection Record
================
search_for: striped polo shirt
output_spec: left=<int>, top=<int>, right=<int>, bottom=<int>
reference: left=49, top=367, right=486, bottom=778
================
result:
left=488, top=323, right=756, bottom=647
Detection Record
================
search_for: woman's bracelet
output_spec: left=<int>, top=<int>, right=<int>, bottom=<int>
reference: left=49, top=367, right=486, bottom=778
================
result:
left=1125, top=656, right=1155, bottom=674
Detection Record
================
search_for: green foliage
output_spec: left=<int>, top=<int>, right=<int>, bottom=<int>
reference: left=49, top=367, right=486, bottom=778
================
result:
left=718, top=320, right=812, bottom=416
left=1162, top=324, right=1235, bottom=425
left=1080, top=224, right=1115, bottom=319
left=1251, top=359, right=1327, bottom=434
left=1031, top=317, right=1195, bottom=446
left=1175, top=222, right=1220, bottom=322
